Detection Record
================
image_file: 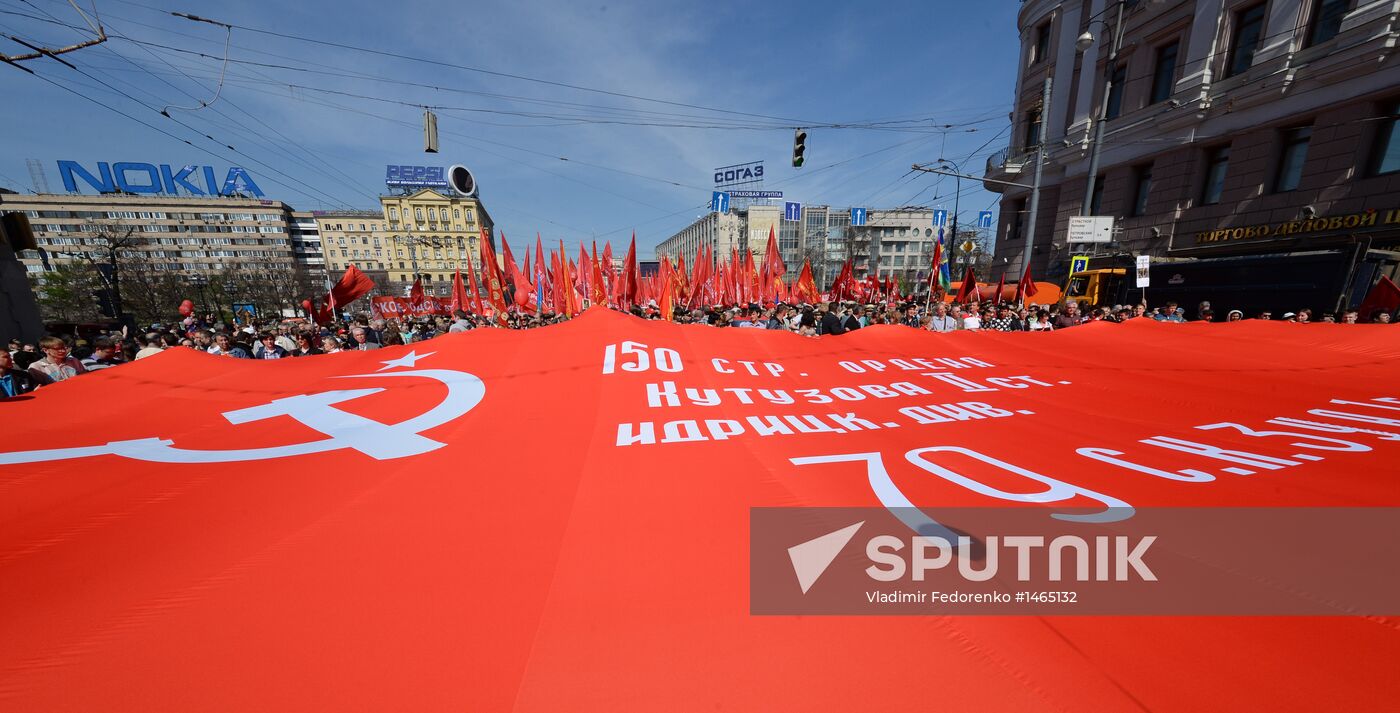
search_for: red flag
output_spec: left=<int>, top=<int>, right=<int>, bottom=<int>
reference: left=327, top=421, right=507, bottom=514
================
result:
left=590, top=241, right=607, bottom=307
left=929, top=241, right=944, bottom=296
left=450, top=268, right=470, bottom=314
left=559, top=240, right=580, bottom=317
left=742, top=249, right=759, bottom=304
left=313, top=297, right=334, bottom=325
left=1357, top=275, right=1400, bottom=321
left=794, top=259, right=819, bottom=304
left=408, top=276, right=434, bottom=317
left=479, top=229, right=509, bottom=326
left=500, top=232, right=533, bottom=312
left=675, top=252, right=689, bottom=305
left=602, top=241, right=615, bottom=301
left=658, top=256, right=675, bottom=321
left=993, top=272, right=1006, bottom=306
left=687, top=245, right=709, bottom=309
left=465, top=256, right=484, bottom=314
left=829, top=260, right=850, bottom=301
left=1014, top=266, right=1039, bottom=305
left=534, top=234, right=552, bottom=313
left=955, top=266, right=978, bottom=303
left=761, top=226, right=786, bottom=304
left=328, top=265, right=375, bottom=309
left=552, top=250, right=566, bottom=314
left=621, top=233, right=639, bottom=309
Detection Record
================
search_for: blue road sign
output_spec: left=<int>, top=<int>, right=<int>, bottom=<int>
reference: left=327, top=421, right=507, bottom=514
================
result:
left=977, top=211, right=994, bottom=228
left=850, top=207, right=867, bottom=226
left=711, top=191, right=730, bottom=213
left=932, top=209, right=948, bottom=227
left=784, top=201, right=802, bottom=221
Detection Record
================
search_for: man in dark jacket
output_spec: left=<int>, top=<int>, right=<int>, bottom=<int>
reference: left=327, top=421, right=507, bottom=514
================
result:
left=839, top=303, right=863, bottom=332
left=0, top=350, right=39, bottom=398
left=819, top=303, right=845, bottom=336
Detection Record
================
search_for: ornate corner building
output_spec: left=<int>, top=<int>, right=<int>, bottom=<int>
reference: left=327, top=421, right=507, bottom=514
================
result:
left=986, top=0, right=1400, bottom=280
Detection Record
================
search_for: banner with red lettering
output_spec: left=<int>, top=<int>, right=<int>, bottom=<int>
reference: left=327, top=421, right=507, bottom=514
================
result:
left=370, top=296, right=453, bottom=319
left=2, top=311, right=1399, bottom=710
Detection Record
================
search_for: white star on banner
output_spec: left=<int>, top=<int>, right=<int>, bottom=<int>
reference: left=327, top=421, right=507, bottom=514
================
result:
left=376, top=350, right=436, bottom=371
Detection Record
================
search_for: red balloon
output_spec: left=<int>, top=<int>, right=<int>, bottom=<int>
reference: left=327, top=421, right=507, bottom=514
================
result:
left=178, top=299, right=194, bottom=317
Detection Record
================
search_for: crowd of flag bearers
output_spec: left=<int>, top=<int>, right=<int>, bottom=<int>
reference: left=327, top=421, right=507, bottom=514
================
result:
left=303, top=225, right=1044, bottom=327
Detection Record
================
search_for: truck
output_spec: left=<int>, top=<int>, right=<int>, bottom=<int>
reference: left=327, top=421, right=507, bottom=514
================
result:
left=1062, top=246, right=1400, bottom=317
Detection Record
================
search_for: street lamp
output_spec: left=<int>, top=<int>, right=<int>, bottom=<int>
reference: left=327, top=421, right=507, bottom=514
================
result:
left=1075, top=0, right=1163, bottom=220
left=220, top=281, right=236, bottom=324
left=936, top=157, right=963, bottom=271
left=187, top=273, right=209, bottom=321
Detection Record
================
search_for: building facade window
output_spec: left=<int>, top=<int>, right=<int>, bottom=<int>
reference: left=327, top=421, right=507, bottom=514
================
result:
left=1202, top=146, right=1231, bottom=205
left=1024, top=106, right=1043, bottom=150
left=1275, top=126, right=1313, bottom=192
left=1105, top=64, right=1127, bottom=120
left=1372, top=100, right=1400, bottom=175
left=1132, top=165, right=1153, bottom=217
left=1033, top=21, right=1052, bottom=64
left=415, top=208, right=424, bottom=221
left=1150, top=41, right=1179, bottom=104
left=1226, top=4, right=1267, bottom=78
left=1307, top=0, right=1352, bottom=47
left=1008, top=199, right=1027, bottom=244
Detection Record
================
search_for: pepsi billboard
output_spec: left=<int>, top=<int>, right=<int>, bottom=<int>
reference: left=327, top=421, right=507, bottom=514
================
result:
left=386, top=165, right=448, bottom=188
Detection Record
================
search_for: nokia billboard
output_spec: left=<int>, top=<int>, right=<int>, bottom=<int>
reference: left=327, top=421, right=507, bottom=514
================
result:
left=57, top=161, right=264, bottom=197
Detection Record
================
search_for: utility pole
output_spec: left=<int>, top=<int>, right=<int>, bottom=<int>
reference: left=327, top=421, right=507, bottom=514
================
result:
left=1081, top=0, right=1127, bottom=219
left=1022, top=77, right=1052, bottom=279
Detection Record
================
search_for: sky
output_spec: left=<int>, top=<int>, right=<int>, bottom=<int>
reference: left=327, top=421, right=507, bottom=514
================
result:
left=0, top=0, right=1020, bottom=257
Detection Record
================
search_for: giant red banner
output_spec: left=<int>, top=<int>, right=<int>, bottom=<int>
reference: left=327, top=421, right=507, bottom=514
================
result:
left=1, top=309, right=1398, bottom=710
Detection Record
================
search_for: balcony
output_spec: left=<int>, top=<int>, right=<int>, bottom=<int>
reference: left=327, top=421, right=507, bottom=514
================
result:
left=983, top=145, right=1034, bottom=193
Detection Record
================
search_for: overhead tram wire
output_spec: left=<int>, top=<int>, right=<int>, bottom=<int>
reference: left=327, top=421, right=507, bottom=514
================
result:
left=104, top=0, right=822, bottom=126
left=93, top=18, right=380, bottom=191
left=8, top=1, right=382, bottom=197
left=232, top=78, right=698, bottom=216
left=154, top=55, right=731, bottom=196
left=15, top=50, right=365, bottom=209
left=6, top=4, right=1017, bottom=235
left=14, top=68, right=355, bottom=209
left=204, top=70, right=714, bottom=199
left=8, top=4, right=1011, bottom=133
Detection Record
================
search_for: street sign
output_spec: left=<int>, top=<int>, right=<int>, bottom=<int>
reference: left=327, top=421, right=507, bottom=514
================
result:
left=1067, top=215, right=1115, bottom=243
left=977, top=211, right=994, bottom=228
left=1136, top=255, right=1151, bottom=288
left=729, top=190, right=782, bottom=198
left=784, top=201, right=802, bottom=221
left=711, top=191, right=730, bottom=213
left=932, top=209, right=948, bottom=227
left=850, top=207, right=867, bottom=226
left=1070, top=255, right=1090, bottom=275
left=960, top=240, right=976, bottom=254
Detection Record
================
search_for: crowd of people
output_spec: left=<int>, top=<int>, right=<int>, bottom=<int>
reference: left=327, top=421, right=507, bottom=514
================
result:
left=2, top=297, right=1393, bottom=399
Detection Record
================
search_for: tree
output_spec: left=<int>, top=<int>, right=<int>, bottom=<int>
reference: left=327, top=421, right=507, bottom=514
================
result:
left=29, top=262, right=103, bottom=323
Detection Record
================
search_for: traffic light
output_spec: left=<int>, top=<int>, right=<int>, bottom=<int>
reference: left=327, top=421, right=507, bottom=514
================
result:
left=92, top=289, right=117, bottom=318
left=792, top=128, right=807, bottom=168
left=424, top=108, right=439, bottom=153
